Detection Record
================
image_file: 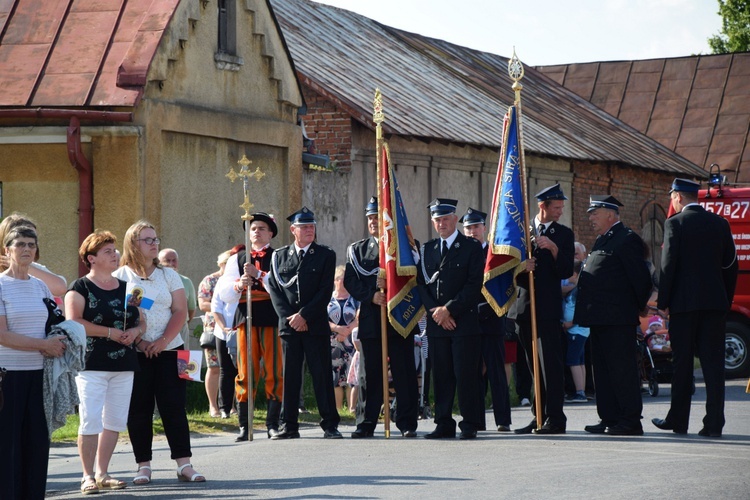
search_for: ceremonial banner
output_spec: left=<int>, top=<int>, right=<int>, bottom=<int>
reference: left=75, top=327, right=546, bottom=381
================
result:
left=379, top=143, right=425, bottom=337
left=482, top=105, right=528, bottom=316
left=177, top=350, right=203, bottom=382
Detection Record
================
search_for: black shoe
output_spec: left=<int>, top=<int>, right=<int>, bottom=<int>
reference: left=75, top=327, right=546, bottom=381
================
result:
left=459, top=430, right=477, bottom=440
left=651, top=418, right=687, bottom=434
left=351, top=428, right=374, bottom=439
left=514, top=421, right=537, bottom=435
left=584, top=421, right=608, bottom=434
left=424, top=429, right=456, bottom=439
left=401, top=429, right=418, bottom=438
left=533, top=423, right=566, bottom=435
left=324, top=429, right=343, bottom=439
left=698, top=428, right=722, bottom=438
left=605, top=424, right=644, bottom=436
left=298, top=406, right=309, bottom=414
left=235, top=427, right=248, bottom=442
left=270, top=429, right=300, bottom=440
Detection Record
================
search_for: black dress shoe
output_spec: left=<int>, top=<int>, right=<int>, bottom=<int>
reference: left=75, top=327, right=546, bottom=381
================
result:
left=323, top=429, right=343, bottom=439
left=605, top=424, right=644, bottom=436
left=424, top=429, right=456, bottom=439
left=459, top=430, right=477, bottom=440
left=401, top=429, right=418, bottom=438
left=651, top=418, right=687, bottom=434
left=514, top=421, right=537, bottom=435
left=533, top=423, right=566, bottom=435
left=698, top=428, right=722, bottom=438
left=351, top=428, right=374, bottom=439
left=235, top=427, right=248, bottom=442
left=584, top=421, right=608, bottom=434
left=270, top=429, right=300, bottom=440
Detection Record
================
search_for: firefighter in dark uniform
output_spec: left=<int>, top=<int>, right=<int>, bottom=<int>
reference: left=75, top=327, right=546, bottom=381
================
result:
left=267, top=207, right=342, bottom=439
left=417, top=198, right=485, bottom=440
left=652, top=178, right=737, bottom=437
left=460, top=207, right=512, bottom=432
left=344, top=196, right=419, bottom=438
left=575, top=195, right=652, bottom=436
left=512, top=184, right=574, bottom=435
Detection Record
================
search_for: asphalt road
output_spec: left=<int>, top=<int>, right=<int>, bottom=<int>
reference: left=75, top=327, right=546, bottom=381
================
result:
left=46, top=375, right=750, bottom=499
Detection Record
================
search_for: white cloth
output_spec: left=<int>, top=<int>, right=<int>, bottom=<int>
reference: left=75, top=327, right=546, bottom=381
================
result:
left=75, top=370, right=134, bottom=434
left=0, top=274, right=52, bottom=370
left=112, top=266, right=185, bottom=350
left=43, top=319, right=86, bottom=437
left=210, top=292, right=237, bottom=341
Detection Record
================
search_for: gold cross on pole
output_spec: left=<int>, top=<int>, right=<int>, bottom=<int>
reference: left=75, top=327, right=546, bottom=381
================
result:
left=226, top=154, right=265, bottom=220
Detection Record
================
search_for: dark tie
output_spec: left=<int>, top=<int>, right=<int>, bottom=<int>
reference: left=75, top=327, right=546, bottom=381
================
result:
left=538, top=224, right=545, bottom=236
left=442, top=240, right=448, bottom=257
left=298, top=249, right=305, bottom=262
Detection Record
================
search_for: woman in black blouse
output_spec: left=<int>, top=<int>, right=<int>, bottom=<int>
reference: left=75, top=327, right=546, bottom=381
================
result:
left=65, top=230, right=144, bottom=494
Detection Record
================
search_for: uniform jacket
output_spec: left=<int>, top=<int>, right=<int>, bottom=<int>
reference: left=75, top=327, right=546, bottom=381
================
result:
left=233, top=249, right=279, bottom=328
left=509, top=220, right=574, bottom=323
left=267, top=242, right=336, bottom=336
left=417, top=232, right=484, bottom=337
left=575, top=222, right=652, bottom=326
left=657, top=205, right=738, bottom=313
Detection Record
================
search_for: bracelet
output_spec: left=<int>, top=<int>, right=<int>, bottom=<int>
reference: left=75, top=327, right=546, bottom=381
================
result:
left=135, top=338, right=142, bottom=346
left=107, top=328, right=111, bottom=340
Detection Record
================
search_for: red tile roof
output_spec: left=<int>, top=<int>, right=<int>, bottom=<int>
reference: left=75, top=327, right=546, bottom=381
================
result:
left=537, top=53, right=750, bottom=182
left=0, top=0, right=179, bottom=108
left=272, top=0, right=705, bottom=177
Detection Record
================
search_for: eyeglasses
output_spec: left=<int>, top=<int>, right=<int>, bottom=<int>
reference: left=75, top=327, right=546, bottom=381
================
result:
left=138, top=237, right=161, bottom=245
left=12, top=241, right=37, bottom=249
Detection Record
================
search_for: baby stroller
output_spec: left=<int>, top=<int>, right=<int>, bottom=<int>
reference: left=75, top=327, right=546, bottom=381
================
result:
left=637, top=312, right=694, bottom=397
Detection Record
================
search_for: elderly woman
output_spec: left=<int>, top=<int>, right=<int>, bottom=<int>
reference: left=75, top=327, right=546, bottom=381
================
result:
left=328, top=265, right=359, bottom=411
left=0, top=226, right=66, bottom=499
left=65, top=231, right=145, bottom=494
left=197, top=250, right=232, bottom=418
left=113, top=221, right=205, bottom=484
left=0, top=213, right=67, bottom=296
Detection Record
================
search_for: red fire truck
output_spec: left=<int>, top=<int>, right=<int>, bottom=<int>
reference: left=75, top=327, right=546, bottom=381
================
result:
left=696, top=168, right=750, bottom=378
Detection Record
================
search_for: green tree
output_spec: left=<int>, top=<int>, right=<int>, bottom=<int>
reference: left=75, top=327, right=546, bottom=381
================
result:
left=708, top=0, right=750, bottom=53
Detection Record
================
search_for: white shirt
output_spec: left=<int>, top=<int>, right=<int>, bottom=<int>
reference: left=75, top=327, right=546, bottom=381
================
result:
left=441, top=230, right=459, bottom=251
left=0, top=274, right=52, bottom=370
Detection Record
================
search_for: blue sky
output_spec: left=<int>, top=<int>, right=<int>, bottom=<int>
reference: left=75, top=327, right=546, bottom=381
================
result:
left=313, top=0, right=722, bottom=65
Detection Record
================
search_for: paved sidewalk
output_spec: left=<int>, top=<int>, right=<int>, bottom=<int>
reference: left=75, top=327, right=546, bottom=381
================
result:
left=46, top=377, right=750, bottom=499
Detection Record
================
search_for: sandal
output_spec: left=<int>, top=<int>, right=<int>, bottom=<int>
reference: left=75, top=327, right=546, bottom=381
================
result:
left=96, top=475, right=126, bottom=490
left=133, top=465, right=152, bottom=485
left=177, top=463, right=206, bottom=482
left=80, top=475, right=99, bottom=495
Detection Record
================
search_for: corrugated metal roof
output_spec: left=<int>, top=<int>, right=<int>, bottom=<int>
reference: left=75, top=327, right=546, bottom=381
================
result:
left=0, top=0, right=178, bottom=108
left=536, top=54, right=750, bottom=182
left=272, top=0, right=706, bottom=177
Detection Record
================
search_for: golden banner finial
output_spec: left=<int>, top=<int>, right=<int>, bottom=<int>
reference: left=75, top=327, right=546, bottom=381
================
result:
left=226, top=154, right=265, bottom=220
left=373, top=88, right=384, bottom=126
left=508, top=48, right=524, bottom=101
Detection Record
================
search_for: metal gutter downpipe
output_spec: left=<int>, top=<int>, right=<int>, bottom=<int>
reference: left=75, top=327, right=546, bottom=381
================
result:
left=67, top=116, right=93, bottom=277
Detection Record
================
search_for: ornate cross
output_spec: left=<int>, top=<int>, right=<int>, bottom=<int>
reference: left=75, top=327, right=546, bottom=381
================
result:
left=226, top=154, right=265, bottom=221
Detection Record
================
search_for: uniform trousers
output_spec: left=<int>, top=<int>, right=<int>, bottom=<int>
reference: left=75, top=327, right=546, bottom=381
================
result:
left=429, top=334, right=484, bottom=433
left=280, top=334, right=340, bottom=432
left=480, top=314, right=511, bottom=427
left=590, top=325, right=643, bottom=428
left=235, top=324, right=283, bottom=403
left=215, top=337, right=237, bottom=413
left=128, top=351, right=192, bottom=462
left=360, top=333, right=418, bottom=433
left=517, top=318, right=567, bottom=427
left=0, top=369, right=49, bottom=500
left=666, top=311, right=726, bottom=433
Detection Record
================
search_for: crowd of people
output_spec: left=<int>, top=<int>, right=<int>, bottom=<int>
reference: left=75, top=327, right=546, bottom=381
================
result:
left=0, top=176, right=738, bottom=498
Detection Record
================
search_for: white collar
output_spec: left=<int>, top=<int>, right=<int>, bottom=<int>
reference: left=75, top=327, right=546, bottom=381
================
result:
left=294, top=243, right=312, bottom=254
left=441, top=230, right=459, bottom=249
left=534, top=216, right=551, bottom=233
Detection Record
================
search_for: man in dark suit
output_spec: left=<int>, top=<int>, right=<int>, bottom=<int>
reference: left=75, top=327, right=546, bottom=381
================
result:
left=512, top=184, right=574, bottom=435
left=344, top=196, right=419, bottom=438
left=652, top=178, right=738, bottom=438
left=417, top=198, right=484, bottom=440
left=575, top=195, right=652, bottom=436
left=267, top=207, right=342, bottom=439
left=460, top=207, right=512, bottom=432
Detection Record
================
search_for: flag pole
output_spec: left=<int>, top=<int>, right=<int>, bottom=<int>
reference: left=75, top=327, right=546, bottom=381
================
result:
left=373, top=88, right=391, bottom=438
left=508, top=50, right=542, bottom=430
left=226, top=154, right=265, bottom=441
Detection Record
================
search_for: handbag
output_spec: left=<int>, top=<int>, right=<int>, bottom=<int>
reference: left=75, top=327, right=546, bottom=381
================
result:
left=43, top=297, right=66, bottom=335
left=199, top=328, right=216, bottom=349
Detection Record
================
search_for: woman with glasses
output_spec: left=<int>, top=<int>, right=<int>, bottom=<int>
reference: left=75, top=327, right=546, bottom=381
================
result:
left=114, top=221, right=205, bottom=485
left=0, top=226, right=66, bottom=499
